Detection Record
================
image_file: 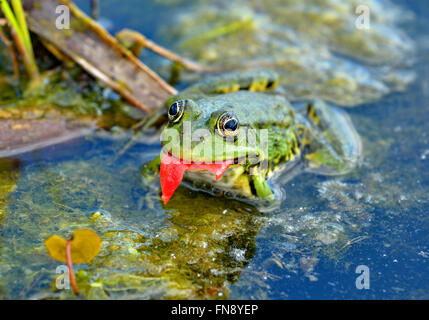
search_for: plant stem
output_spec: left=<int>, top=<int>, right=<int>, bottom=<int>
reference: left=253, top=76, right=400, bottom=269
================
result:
left=66, top=239, right=79, bottom=295
left=116, top=29, right=220, bottom=72
left=11, top=0, right=31, bottom=52
left=1, top=0, right=25, bottom=42
left=90, top=0, right=98, bottom=20
left=1, top=0, right=38, bottom=80
left=10, top=26, right=38, bottom=79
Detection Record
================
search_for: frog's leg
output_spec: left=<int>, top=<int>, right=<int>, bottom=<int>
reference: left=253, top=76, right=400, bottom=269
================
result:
left=246, top=165, right=275, bottom=200
left=183, top=70, right=279, bottom=96
left=251, top=174, right=275, bottom=200
left=299, top=100, right=362, bottom=175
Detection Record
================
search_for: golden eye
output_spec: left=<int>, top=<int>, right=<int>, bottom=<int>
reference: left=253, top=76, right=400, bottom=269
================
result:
left=216, top=112, right=240, bottom=140
left=168, top=100, right=186, bottom=123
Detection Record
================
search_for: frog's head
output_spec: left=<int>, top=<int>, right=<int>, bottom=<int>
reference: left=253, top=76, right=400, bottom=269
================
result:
left=161, top=97, right=264, bottom=165
left=159, top=94, right=268, bottom=204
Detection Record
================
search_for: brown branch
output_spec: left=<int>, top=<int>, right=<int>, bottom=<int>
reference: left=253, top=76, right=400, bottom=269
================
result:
left=116, top=29, right=222, bottom=73
left=25, top=0, right=177, bottom=113
left=60, top=0, right=177, bottom=95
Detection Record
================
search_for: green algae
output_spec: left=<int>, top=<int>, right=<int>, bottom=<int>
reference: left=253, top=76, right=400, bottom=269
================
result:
left=0, top=159, right=19, bottom=299
left=4, top=104, right=425, bottom=299
left=161, top=0, right=415, bottom=107
left=0, top=152, right=263, bottom=299
left=0, top=66, right=140, bottom=118
left=0, top=32, right=146, bottom=133
left=0, top=159, right=19, bottom=218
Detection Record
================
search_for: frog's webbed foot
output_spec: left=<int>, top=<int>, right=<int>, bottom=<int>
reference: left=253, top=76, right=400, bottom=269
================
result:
left=114, top=106, right=167, bottom=160
left=299, top=100, right=362, bottom=175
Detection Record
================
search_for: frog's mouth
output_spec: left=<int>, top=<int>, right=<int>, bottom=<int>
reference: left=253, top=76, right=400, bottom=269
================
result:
left=160, top=152, right=237, bottom=204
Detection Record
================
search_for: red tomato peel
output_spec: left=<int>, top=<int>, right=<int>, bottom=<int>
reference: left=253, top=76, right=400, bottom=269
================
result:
left=160, top=153, right=233, bottom=204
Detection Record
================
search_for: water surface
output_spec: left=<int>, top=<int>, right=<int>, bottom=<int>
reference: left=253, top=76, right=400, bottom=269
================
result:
left=0, top=0, right=428, bottom=299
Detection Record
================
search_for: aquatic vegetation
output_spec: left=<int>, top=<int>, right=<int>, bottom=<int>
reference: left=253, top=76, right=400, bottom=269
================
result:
left=163, top=0, right=415, bottom=107
left=3, top=97, right=425, bottom=299
left=45, top=228, right=101, bottom=294
left=0, top=58, right=150, bottom=157
left=0, top=155, right=264, bottom=299
left=1, top=0, right=38, bottom=79
left=0, top=0, right=427, bottom=300
left=0, top=159, right=19, bottom=219
left=25, top=0, right=178, bottom=112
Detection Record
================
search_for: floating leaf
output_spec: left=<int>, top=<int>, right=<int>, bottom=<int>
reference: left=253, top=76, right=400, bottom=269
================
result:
left=45, top=228, right=101, bottom=263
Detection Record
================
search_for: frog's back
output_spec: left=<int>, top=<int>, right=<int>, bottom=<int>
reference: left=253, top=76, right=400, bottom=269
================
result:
left=196, top=91, right=295, bottom=128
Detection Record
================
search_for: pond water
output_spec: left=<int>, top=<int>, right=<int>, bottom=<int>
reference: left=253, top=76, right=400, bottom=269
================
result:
left=0, top=0, right=428, bottom=299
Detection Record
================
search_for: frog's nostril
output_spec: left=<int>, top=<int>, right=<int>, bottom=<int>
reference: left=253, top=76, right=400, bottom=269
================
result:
left=192, top=130, right=212, bottom=145
left=200, top=132, right=211, bottom=141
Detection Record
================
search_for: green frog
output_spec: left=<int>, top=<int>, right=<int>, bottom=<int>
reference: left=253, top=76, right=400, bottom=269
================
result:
left=142, top=70, right=361, bottom=206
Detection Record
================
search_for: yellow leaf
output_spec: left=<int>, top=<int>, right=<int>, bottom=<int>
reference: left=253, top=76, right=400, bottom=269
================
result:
left=44, top=235, right=68, bottom=263
left=45, top=228, right=101, bottom=264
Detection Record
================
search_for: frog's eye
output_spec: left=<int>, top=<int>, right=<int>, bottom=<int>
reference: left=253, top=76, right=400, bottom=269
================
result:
left=215, top=112, right=240, bottom=140
left=168, top=100, right=186, bottom=123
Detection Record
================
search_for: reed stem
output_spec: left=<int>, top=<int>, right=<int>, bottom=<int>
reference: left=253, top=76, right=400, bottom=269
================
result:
left=11, top=0, right=31, bottom=51
left=1, top=0, right=39, bottom=80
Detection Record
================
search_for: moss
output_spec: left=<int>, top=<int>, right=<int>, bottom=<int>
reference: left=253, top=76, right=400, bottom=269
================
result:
left=0, top=151, right=265, bottom=299
left=164, top=0, right=414, bottom=107
left=0, top=159, right=19, bottom=218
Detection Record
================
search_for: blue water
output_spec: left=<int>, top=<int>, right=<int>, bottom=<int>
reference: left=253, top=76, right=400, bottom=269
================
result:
left=81, top=0, right=429, bottom=299
left=0, top=0, right=427, bottom=299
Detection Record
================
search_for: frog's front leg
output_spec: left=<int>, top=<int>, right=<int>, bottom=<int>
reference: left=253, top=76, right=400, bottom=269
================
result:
left=251, top=174, right=275, bottom=200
